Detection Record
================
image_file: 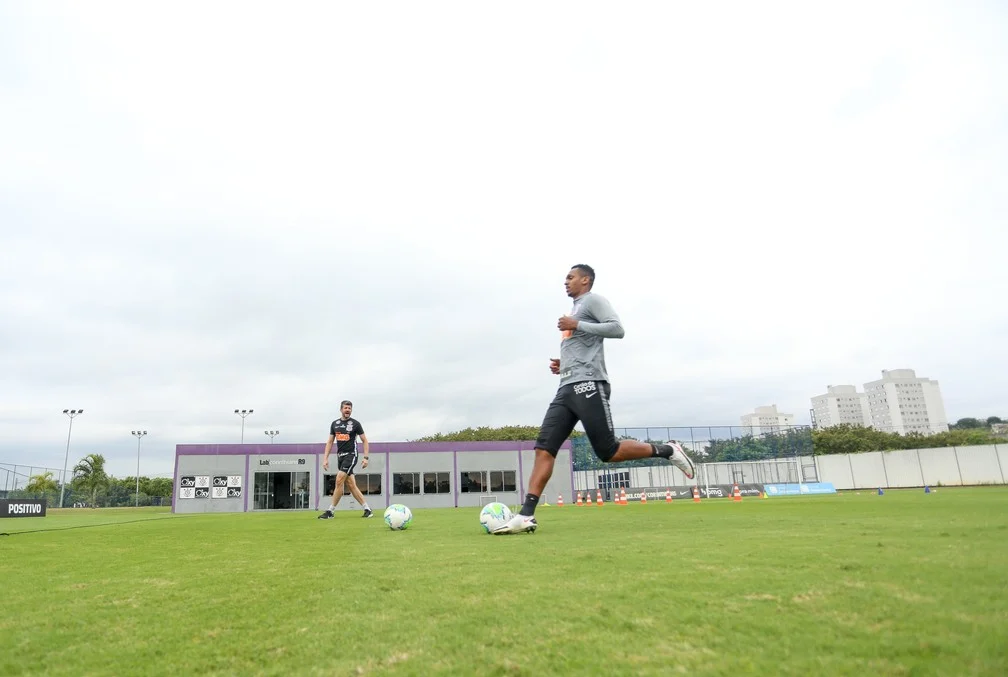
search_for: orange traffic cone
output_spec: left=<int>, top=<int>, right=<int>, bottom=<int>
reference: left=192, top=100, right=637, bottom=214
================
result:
left=557, top=493, right=564, bottom=507
left=665, top=488, right=672, bottom=503
left=640, top=490, right=647, bottom=504
left=596, top=489, right=603, bottom=506
left=619, top=487, right=627, bottom=505
left=692, top=486, right=701, bottom=503
left=576, top=492, right=583, bottom=506
left=732, top=483, right=742, bottom=502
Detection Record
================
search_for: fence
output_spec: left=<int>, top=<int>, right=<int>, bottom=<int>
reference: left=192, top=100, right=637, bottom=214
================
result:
left=570, top=426, right=816, bottom=497
left=573, top=444, right=1007, bottom=496
left=814, top=444, right=1007, bottom=489
left=0, top=463, right=66, bottom=498
left=570, top=424, right=1007, bottom=495
left=1, top=462, right=173, bottom=507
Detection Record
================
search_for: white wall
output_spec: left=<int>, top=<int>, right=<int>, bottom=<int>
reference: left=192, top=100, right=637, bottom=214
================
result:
left=570, top=444, right=1007, bottom=492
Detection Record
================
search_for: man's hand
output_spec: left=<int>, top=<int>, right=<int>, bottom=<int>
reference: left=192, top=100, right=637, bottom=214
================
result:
left=362, top=457, right=369, bottom=469
left=322, top=458, right=329, bottom=471
left=550, top=358, right=560, bottom=374
left=557, top=315, right=578, bottom=332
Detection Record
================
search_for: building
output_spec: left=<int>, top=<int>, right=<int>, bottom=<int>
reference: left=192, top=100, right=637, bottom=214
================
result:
left=863, top=368, right=949, bottom=435
left=740, top=405, right=795, bottom=436
left=172, top=440, right=573, bottom=514
left=810, top=385, right=871, bottom=429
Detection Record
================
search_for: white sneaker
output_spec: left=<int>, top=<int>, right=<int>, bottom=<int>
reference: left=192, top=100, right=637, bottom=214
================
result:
left=668, top=441, right=696, bottom=480
left=491, top=514, right=538, bottom=535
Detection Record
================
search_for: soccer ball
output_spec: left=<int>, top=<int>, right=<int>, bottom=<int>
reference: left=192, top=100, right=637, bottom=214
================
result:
left=479, top=502, right=513, bottom=534
left=383, top=504, right=413, bottom=530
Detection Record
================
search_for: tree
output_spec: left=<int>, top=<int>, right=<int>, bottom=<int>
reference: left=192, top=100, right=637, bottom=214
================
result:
left=986, top=416, right=1003, bottom=426
left=812, top=423, right=999, bottom=455
left=26, top=471, right=58, bottom=494
left=412, top=425, right=583, bottom=442
left=952, top=417, right=984, bottom=429
left=72, top=453, right=109, bottom=507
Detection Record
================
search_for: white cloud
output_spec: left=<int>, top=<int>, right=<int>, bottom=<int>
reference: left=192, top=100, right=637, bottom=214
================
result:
left=1, top=1, right=1005, bottom=478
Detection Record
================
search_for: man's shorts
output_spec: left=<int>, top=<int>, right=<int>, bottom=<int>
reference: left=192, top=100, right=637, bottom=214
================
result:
left=535, top=380, right=617, bottom=458
left=335, top=451, right=359, bottom=475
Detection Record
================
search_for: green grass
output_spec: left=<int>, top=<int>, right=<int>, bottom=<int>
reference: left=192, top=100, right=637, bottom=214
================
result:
left=2, top=489, right=1007, bottom=676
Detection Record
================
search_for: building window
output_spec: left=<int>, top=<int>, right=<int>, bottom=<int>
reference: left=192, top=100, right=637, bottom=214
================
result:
left=393, top=472, right=421, bottom=495
left=326, top=473, right=382, bottom=496
left=423, top=471, right=451, bottom=494
left=460, top=471, right=489, bottom=493
left=489, top=470, right=517, bottom=492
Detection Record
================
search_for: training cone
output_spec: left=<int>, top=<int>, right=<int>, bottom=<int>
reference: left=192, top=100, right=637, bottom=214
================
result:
left=732, top=483, right=742, bottom=502
left=557, top=493, right=564, bottom=507
left=596, top=489, right=603, bottom=506
left=692, top=486, right=701, bottom=503
left=665, top=488, right=672, bottom=503
left=877, top=487, right=884, bottom=496
left=619, top=487, right=627, bottom=505
left=576, top=492, right=583, bottom=506
left=640, top=490, right=647, bottom=504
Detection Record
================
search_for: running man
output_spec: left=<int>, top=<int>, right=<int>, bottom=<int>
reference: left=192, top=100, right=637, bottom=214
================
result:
left=317, top=400, right=374, bottom=519
left=494, top=264, right=696, bottom=534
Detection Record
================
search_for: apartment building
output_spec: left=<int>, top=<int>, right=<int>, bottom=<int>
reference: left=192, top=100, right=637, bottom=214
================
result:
left=740, top=404, right=795, bottom=436
left=863, top=368, right=949, bottom=435
left=811, top=385, right=871, bottom=428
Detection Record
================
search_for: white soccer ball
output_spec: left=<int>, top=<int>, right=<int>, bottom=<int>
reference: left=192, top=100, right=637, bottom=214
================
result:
left=383, top=504, right=413, bottom=530
left=479, top=502, right=513, bottom=534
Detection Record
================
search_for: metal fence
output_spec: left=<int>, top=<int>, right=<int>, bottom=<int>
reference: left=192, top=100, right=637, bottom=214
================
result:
left=571, top=425, right=813, bottom=470
left=570, top=425, right=818, bottom=496
left=1, top=462, right=172, bottom=507
left=0, top=463, right=66, bottom=497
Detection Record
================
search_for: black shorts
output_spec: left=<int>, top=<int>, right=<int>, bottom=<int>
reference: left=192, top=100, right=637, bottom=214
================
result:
left=335, top=451, right=358, bottom=475
left=535, top=380, right=617, bottom=458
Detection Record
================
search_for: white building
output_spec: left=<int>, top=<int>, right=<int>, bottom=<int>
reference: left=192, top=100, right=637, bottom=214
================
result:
left=741, top=405, right=795, bottom=436
left=811, top=385, right=872, bottom=429
left=863, top=368, right=949, bottom=435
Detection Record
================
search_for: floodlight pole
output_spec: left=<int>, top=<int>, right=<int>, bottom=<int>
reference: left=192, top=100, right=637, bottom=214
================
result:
left=59, top=409, right=83, bottom=508
left=234, top=409, right=254, bottom=443
left=132, top=430, right=147, bottom=507
left=265, top=430, right=279, bottom=444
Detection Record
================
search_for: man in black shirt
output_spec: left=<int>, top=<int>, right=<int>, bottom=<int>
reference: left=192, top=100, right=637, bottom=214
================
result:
left=317, top=400, right=373, bottom=519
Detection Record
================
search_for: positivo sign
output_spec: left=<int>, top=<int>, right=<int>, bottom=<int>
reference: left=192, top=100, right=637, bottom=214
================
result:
left=1, top=498, right=48, bottom=518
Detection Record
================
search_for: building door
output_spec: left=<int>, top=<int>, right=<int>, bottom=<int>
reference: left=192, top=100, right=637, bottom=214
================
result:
left=252, top=471, right=311, bottom=510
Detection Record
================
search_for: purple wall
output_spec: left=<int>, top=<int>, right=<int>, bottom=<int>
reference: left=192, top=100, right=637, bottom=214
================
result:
left=174, top=441, right=568, bottom=455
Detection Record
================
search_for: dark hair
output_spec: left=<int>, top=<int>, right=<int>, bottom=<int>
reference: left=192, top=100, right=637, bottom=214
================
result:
left=571, top=263, right=595, bottom=288
left=340, top=400, right=353, bottom=407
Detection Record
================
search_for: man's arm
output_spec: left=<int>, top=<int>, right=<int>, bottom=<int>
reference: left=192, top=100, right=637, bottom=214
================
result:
left=359, top=433, right=370, bottom=467
left=575, top=295, right=625, bottom=338
left=322, top=434, right=335, bottom=469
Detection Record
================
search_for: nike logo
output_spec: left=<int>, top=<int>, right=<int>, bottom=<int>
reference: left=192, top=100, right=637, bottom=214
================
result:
left=585, top=392, right=597, bottom=398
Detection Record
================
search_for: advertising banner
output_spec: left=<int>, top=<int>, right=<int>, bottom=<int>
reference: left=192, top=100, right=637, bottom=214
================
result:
left=1, top=498, right=47, bottom=518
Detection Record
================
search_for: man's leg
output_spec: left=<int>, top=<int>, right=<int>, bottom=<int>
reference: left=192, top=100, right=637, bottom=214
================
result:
left=580, top=382, right=696, bottom=479
left=525, top=449, right=557, bottom=501
left=494, top=389, right=575, bottom=534
left=318, top=471, right=348, bottom=518
left=346, top=476, right=373, bottom=517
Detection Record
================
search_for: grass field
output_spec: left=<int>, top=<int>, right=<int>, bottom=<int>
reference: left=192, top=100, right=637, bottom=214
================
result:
left=2, top=488, right=1007, bottom=676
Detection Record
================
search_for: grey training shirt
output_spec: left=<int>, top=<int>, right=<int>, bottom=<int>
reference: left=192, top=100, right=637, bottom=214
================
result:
left=558, top=291, right=625, bottom=388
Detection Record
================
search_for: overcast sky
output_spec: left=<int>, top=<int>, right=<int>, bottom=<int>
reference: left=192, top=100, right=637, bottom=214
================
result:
left=2, top=1, right=1006, bottom=480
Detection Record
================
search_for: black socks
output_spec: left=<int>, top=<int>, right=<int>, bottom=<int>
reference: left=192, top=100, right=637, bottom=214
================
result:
left=651, top=443, right=674, bottom=459
left=519, top=493, right=540, bottom=516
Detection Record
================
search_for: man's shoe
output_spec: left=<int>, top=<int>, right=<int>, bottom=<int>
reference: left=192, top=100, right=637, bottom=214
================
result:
left=667, top=441, right=696, bottom=480
left=317, top=510, right=334, bottom=519
left=491, top=514, right=538, bottom=535
left=362, top=508, right=374, bottom=518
